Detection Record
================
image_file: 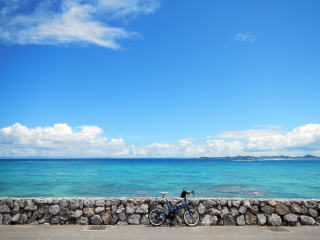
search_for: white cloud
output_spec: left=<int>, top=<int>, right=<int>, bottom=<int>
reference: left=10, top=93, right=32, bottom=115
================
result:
left=0, top=123, right=320, bottom=157
left=0, top=123, right=135, bottom=157
left=234, top=32, right=255, bottom=42
left=0, top=0, right=159, bottom=49
left=216, top=129, right=279, bottom=139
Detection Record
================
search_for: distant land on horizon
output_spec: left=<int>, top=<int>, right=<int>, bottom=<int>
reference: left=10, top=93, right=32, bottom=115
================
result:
left=200, top=155, right=320, bottom=160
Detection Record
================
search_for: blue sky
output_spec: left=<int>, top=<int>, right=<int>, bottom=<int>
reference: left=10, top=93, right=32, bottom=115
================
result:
left=0, top=0, right=320, bottom=157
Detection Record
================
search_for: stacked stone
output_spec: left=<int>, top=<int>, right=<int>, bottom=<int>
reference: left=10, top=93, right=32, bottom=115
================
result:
left=196, top=199, right=320, bottom=226
left=0, top=198, right=319, bottom=226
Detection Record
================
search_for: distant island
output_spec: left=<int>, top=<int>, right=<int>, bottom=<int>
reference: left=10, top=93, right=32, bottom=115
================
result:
left=200, top=155, right=320, bottom=160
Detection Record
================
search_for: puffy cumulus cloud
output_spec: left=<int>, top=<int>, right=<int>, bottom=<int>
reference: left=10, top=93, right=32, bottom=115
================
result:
left=215, top=124, right=320, bottom=154
left=0, top=123, right=134, bottom=157
left=0, top=0, right=159, bottom=49
left=216, top=129, right=279, bottom=139
left=0, top=123, right=320, bottom=157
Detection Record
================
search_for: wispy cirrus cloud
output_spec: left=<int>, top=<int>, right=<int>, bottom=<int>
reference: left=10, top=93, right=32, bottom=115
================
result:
left=1, top=123, right=320, bottom=157
left=234, top=32, right=256, bottom=42
left=0, top=0, right=159, bottom=49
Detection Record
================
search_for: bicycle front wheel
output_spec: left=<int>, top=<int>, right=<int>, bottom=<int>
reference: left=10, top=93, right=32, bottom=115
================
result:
left=148, top=208, right=166, bottom=226
left=183, top=208, right=199, bottom=226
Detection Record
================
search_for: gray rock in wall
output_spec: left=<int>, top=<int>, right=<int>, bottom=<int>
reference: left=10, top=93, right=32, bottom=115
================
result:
left=261, top=205, right=274, bottom=215
left=268, top=214, right=282, bottom=226
left=257, top=214, right=266, bottom=225
left=230, top=208, right=239, bottom=217
left=300, top=215, right=315, bottom=225
left=303, top=201, right=317, bottom=209
left=284, top=213, right=298, bottom=224
left=127, top=214, right=140, bottom=225
left=221, top=206, right=229, bottom=215
left=243, top=200, right=251, bottom=208
left=140, top=214, right=149, bottom=225
left=7, top=199, right=13, bottom=208
left=68, top=200, right=80, bottom=210
left=84, top=200, right=94, bottom=208
left=239, top=206, right=246, bottom=214
left=209, top=208, right=221, bottom=216
left=126, top=202, right=136, bottom=214
left=204, top=200, right=218, bottom=208
left=110, top=215, right=118, bottom=225
left=236, top=215, right=246, bottom=226
left=95, top=200, right=105, bottom=207
left=90, top=215, right=102, bottom=225
left=51, top=216, right=60, bottom=224
left=95, top=207, right=105, bottom=214
left=201, top=214, right=217, bottom=225
left=28, top=211, right=39, bottom=223
left=250, top=205, right=259, bottom=214
left=38, top=205, right=48, bottom=214
left=3, top=215, right=11, bottom=224
left=20, top=214, right=28, bottom=224
left=106, top=200, right=112, bottom=207
left=223, top=215, right=235, bottom=225
left=117, top=212, right=126, bottom=221
left=59, top=200, right=68, bottom=209
left=116, top=204, right=125, bottom=214
left=0, top=214, right=3, bottom=224
left=219, top=199, right=227, bottom=206
left=11, top=213, right=21, bottom=223
left=12, top=201, right=20, bottom=214
left=111, top=199, right=121, bottom=207
left=136, top=203, right=148, bottom=214
left=60, top=209, right=73, bottom=221
left=198, top=203, right=206, bottom=214
left=74, top=209, right=83, bottom=218
left=49, top=205, right=60, bottom=215
left=24, top=200, right=37, bottom=211
left=0, top=205, right=10, bottom=213
left=309, top=208, right=318, bottom=218
left=232, top=200, right=241, bottom=208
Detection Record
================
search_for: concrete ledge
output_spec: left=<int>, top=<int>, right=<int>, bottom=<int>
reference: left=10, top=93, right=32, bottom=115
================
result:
left=0, top=197, right=319, bottom=226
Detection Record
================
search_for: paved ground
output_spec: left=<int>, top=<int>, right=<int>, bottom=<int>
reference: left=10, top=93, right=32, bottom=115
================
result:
left=0, top=225, right=320, bottom=240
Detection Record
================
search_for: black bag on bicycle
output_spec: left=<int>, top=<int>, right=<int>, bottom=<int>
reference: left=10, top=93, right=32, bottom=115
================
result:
left=181, top=190, right=187, bottom=199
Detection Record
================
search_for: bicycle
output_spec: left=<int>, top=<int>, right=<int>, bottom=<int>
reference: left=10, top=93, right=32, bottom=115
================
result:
left=148, top=190, right=200, bottom=226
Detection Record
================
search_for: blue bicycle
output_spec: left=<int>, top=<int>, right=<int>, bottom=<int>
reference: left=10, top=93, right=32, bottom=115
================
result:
left=148, top=190, right=200, bottom=226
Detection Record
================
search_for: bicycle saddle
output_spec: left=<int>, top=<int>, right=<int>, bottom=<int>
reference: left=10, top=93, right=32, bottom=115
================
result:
left=159, top=192, right=169, bottom=197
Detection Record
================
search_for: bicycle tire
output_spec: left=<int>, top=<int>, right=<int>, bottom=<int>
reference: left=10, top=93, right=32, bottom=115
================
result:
left=148, top=208, right=166, bottom=226
left=183, top=208, right=199, bottom=226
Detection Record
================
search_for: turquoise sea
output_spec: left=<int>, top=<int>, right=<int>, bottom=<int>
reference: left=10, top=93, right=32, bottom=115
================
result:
left=0, top=158, right=320, bottom=199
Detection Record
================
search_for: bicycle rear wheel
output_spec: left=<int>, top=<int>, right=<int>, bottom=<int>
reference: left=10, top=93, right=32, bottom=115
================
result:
left=183, top=208, right=199, bottom=226
left=148, top=208, right=166, bottom=226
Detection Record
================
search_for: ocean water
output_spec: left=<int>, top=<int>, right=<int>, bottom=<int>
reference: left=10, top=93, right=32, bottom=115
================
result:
left=0, top=158, right=320, bottom=199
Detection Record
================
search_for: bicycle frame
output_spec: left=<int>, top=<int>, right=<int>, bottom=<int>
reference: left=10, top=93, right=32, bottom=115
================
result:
left=165, top=199, right=189, bottom=214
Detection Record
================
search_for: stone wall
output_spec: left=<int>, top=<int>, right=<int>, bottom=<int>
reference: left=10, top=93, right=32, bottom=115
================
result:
left=0, top=197, right=319, bottom=226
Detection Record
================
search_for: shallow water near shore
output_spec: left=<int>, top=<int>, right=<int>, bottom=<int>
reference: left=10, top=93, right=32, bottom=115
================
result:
left=0, top=158, right=320, bottom=198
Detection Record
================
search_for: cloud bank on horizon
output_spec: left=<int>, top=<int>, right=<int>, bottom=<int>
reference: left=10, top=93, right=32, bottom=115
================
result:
left=0, top=0, right=159, bottom=49
left=0, top=123, right=320, bottom=157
